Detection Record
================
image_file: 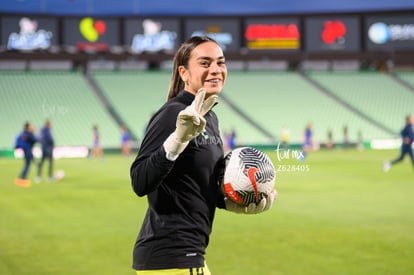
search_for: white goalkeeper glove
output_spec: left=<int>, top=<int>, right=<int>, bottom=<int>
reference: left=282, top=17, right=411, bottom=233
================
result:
left=225, top=189, right=277, bottom=214
left=163, top=88, right=218, bottom=160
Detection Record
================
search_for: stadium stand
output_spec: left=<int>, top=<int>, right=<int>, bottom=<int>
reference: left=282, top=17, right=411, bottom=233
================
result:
left=92, top=71, right=170, bottom=143
left=92, top=71, right=271, bottom=145
left=0, top=71, right=120, bottom=149
left=395, top=71, right=414, bottom=90
left=1, top=69, right=411, bottom=150
left=92, top=70, right=398, bottom=146
left=220, top=71, right=393, bottom=145
left=307, top=71, right=414, bottom=137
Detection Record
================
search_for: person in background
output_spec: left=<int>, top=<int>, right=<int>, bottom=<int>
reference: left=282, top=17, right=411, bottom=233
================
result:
left=383, top=115, right=414, bottom=172
left=343, top=125, right=349, bottom=149
left=357, top=129, right=364, bottom=151
left=15, top=121, right=37, bottom=187
left=89, top=124, right=104, bottom=161
left=36, top=119, right=55, bottom=183
left=281, top=125, right=290, bottom=149
left=300, top=122, right=313, bottom=161
left=121, top=125, right=131, bottom=157
left=225, top=128, right=237, bottom=153
left=326, top=128, right=334, bottom=149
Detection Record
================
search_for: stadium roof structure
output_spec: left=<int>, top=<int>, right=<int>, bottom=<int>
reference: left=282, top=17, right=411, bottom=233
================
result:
left=0, top=0, right=414, bottom=16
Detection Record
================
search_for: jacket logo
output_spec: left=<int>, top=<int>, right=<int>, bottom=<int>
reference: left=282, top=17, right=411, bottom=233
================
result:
left=195, top=130, right=222, bottom=147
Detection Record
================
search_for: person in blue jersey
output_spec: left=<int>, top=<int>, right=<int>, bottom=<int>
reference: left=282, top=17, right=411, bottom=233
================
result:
left=383, top=115, right=414, bottom=172
left=36, top=119, right=55, bottom=183
left=89, top=124, right=104, bottom=161
left=300, top=122, right=313, bottom=161
left=15, top=122, right=37, bottom=187
left=121, top=125, right=131, bottom=157
left=130, top=36, right=277, bottom=275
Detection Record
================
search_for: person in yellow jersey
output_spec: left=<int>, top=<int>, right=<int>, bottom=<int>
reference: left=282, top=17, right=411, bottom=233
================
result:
left=130, top=36, right=277, bottom=274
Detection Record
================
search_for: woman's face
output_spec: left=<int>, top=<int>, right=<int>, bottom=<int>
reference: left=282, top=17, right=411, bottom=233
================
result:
left=179, top=41, right=227, bottom=98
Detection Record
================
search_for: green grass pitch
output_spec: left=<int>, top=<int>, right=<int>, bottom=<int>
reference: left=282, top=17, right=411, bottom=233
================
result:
left=1, top=149, right=413, bottom=275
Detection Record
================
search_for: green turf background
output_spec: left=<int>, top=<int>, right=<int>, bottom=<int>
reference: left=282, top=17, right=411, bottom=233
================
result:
left=1, top=149, right=413, bottom=275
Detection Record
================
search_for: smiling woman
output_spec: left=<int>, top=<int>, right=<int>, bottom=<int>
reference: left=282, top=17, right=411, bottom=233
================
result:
left=167, top=36, right=227, bottom=100
left=129, top=36, right=276, bottom=274
left=130, top=36, right=227, bottom=275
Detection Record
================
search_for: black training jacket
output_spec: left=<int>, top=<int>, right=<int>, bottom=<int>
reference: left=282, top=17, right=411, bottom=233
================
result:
left=130, top=90, right=226, bottom=270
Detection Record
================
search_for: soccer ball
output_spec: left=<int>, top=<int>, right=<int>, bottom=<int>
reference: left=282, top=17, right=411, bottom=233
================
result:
left=221, top=147, right=276, bottom=206
left=55, top=170, right=65, bottom=180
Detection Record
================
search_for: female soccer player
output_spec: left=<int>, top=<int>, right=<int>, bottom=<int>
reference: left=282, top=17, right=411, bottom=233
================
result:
left=15, top=121, right=37, bottom=187
left=130, top=36, right=276, bottom=275
left=383, top=115, right=414, bottom=172
left=90, top=124, right=104, bottom=161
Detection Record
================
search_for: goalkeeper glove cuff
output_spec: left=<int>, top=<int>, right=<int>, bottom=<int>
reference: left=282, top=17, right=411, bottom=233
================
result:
left=163, top=132, right=189, bottom=161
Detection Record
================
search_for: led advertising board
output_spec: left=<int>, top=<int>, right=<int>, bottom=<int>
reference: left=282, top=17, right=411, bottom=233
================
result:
left=124, top=18, right=180, bottom=53
left=184, top=18, right=240, bottom=53
left=1, top=15, right=58, bottom=50
left=304, top=16, right=360, bottom=52
left=244, top=17, right=300, bottom=51
left=365, top=14, right=414, bottom=51
left=62, top=17, right=119, bottom=51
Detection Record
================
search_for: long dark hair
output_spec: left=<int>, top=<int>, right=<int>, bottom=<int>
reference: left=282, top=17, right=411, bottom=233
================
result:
left=167, top=36, right=219, bottom=100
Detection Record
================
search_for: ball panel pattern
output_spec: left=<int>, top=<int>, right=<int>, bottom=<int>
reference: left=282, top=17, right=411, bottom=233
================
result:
left=223, top=147, right=276, bottom=206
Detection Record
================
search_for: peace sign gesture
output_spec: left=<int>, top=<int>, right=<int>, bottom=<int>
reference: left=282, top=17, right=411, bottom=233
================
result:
left=177, top=88, right=217, bottom=141
left=164, top=88, right=218, bottom=159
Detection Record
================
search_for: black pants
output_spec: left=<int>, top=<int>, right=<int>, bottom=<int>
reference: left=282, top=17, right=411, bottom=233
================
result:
left=19, top=152, right=33, bottom=179
left=38, top=146, right=53, bottom=178
left=391, top=144, right=414, bottom=166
